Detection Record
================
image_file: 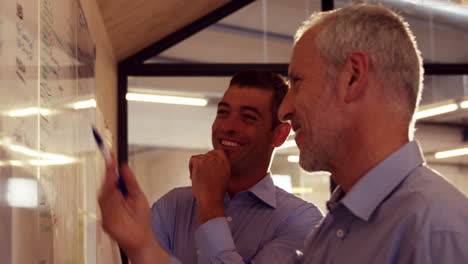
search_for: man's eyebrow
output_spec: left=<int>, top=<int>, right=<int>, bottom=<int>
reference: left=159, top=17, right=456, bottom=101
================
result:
left=241, top=106, right=262, bottom=117
left=289, top=71, right=299, bottom=80
left=217, top=102, right=230, bottom=108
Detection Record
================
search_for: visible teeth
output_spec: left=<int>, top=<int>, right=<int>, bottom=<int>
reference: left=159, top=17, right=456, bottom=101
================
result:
left=221, top=140, right=240, bottom=147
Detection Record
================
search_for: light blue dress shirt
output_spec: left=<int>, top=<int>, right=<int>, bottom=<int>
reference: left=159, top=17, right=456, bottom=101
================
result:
left=151, top=173, right=323, bottom=264
left=302, top=141, right=468, bottom=264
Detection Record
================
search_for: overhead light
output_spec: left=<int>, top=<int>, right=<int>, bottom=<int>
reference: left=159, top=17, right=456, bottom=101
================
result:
left=292, top=187, right=314, bottom=194
left=288, top=155, right=299, bottom=163
left=126, top=93, right=208, bottom=106
left=7, top=107, right=52, bottom=117
left=435, top=147, right=468, bottom=159
left=278, top=140, right=297, bottom=149
left=69, top=99, right=96, bottom=109
left=7, top=178, right=38, bottom=208
left=414, top=103, right=458, bottom=120
left=460, top=100, right=468, bottom=109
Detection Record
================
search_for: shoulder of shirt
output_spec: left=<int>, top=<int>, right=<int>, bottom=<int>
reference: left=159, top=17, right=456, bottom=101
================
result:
left=166, top=186, right=194, bottom=196
left=151, top=186, right=195, bottom=208
left=388, top=165, right=468, bottom=232
left=274, top=186, right=323, bottom=215
left=274, top=185, right=307, bottom=203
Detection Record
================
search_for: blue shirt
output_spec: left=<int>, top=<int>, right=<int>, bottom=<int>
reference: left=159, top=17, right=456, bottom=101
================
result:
left=302, top=141, right=468, bottom=264
left=151, top=173, right=323, bottom=264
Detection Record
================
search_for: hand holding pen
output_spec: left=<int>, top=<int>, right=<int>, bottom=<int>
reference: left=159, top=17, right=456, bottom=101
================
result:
left=94, top=126, right=171, bottom=263
left=93, top=126, right=127, bottom=196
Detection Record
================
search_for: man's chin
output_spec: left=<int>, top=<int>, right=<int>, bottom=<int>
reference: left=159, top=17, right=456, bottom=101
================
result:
left=225, top=151, right=238, bottom=161
left=299, top=157, right=323, bottom=172
left=299, top=160, right=313, bottom=172
left=226, top=153, right=243, bottom=167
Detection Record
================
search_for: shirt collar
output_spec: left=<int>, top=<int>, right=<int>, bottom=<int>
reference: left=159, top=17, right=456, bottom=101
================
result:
left=331, top=141, right=425, bottom=221
left=246, top=172, right=277, bottom=209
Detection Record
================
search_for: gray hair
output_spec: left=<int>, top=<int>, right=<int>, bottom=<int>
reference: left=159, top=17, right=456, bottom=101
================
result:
left=295, top=4, right=424, bottom=118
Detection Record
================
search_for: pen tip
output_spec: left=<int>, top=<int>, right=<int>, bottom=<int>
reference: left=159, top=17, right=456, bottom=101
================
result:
left=92, top=126, right=103, bottom=145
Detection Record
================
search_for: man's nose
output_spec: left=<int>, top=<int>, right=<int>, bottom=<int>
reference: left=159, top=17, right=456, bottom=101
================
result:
left=221, top=115, right=242, bottom=134
left=278, top=91, right=293, bottom=121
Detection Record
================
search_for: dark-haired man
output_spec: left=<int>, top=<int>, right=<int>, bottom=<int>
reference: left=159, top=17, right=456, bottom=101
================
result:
left=99, top=70, right=323, bottom=264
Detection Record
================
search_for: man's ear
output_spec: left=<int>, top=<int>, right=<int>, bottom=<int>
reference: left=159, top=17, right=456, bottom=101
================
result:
left=272, top=122, right=291, bottom=147
left=343, top=50, right=370, bottom=103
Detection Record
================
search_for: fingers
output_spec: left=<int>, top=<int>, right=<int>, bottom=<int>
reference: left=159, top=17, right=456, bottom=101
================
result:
left=189, top=150, right=229, bottom=174
left=98, top=175, right=121, bottom=228
left=120, top=163, right=143, bottom=197
left=98, top=152, right=122, bottom=213
left=99, top=154, right=119, bottom=196
left=110, top=152, right=118, bottom=166
left=208, top=149, right=228, bottom=161
left=206, top=150, right=230, bottom=170
left=193, top=149, right=228, bottom=162
left=189, top=154, right=205, bottom=179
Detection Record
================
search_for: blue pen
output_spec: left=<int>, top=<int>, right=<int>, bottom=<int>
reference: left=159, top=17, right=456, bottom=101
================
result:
left=92, top=126, right=128, bottom=196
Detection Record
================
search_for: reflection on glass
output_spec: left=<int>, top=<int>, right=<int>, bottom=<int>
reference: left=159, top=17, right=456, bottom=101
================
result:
left=67, top=98, right=96, bottom=109
left=0, top=138, right=75, bottom=165
left=6, top=107, right=52, bottom=117
left=4, top=100, right=96, bottom=118
left=0, top=160, right=24, bottom=167
left=6, top=178, right=38, bottom=208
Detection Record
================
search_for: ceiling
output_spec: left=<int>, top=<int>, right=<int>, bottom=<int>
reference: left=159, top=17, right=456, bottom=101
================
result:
left=96, top=0, right=230, bottom=61
left=94, top=0, right=468, bottom=166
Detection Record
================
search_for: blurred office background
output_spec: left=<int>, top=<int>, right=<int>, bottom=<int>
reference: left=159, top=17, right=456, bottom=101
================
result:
left=122, top=0, right=468, bottom=213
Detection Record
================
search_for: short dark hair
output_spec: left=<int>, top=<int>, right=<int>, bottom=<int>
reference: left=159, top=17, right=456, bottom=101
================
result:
left=229, top=70, right=288, bottom=128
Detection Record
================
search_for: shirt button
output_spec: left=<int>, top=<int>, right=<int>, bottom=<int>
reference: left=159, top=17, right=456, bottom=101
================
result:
left=226, top=216, right=232, bottom=222
left=336, top=229, right=345, bottom=238
left=196, top=249, right=200, bottom=256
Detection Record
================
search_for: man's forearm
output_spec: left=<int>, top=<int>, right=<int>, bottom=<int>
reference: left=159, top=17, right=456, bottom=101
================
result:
left=125, top=236, right=171, bottom=264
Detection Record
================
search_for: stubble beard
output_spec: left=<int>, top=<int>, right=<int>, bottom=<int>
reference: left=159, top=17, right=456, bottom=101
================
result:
left=299, top=147, right=332, bottom=172
left=298, top=133, right=338, bottom=173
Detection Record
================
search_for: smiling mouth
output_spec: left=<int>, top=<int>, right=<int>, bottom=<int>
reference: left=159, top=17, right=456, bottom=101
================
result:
left=220, top=139, right=242, bottom=147
left=293, top=128, right=303, bottom=145
left=291, top=122, right=301, bottom=133
left=292, top=127, right=302, bottom=135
